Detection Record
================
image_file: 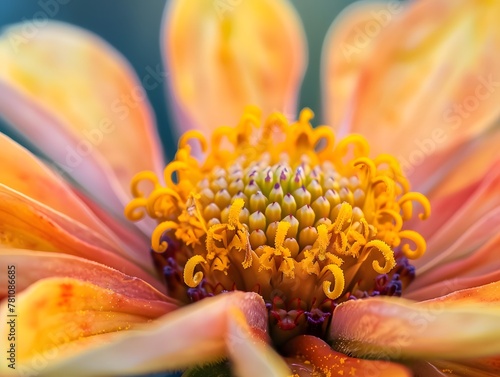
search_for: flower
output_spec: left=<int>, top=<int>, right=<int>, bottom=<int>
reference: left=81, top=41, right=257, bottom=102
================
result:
left=126, top=106, right=431, bottom=349
left=0, top=1, right=499, bottom=377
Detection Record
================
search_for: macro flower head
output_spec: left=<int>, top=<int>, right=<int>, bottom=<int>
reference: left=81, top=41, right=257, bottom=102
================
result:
left=1, top=0, right=500, bottom=377
left=126, top=106, right=431, bottom=349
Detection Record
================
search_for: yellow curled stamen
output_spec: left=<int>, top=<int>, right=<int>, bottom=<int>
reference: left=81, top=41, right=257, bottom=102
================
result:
left=313, top=126, right=336, bottom=159
left=321, top=264, right=345, bottom=300
left=332, top=134, right=370, bottom=173
left=146, top=187, right=182, bottom=218
left=151, top=221, right=179, bottom=252
left=264, top=112, right=288, bottom=139
left=377, top=209, right=404, bottom=231
left=124, top=197, right=148, bottom=221
left=184, top=255, right=207, bottom=288
left=179, top=130, right=208, bottom=154
left=332, top=202, right=353, bottom=233
left=229, top=198, right=245, bottom=227
left=163, top=161, right=190, bottom=188
left=211, top=126, right=236, bottom=151
left=374, top=154, right=410, bottom=192
left=299, top=108, right=314, bottom=124
left=275, top=221, right=291, bottom=251
left=353, top=157, right=377, bottom=180
left=399, top=192, right=431, bottom=220
left=130, top=171, right=160, bottom=198
left=398, top=230, right=426, bottom=259
left=365, top=240, right=396, bottom=274
left=372, top=175, right=396, bottom=199
left=316, top=224, right=330, bottom=261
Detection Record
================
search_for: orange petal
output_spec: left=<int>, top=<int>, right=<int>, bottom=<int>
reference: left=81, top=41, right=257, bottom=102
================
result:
left=284, top=335, right=411, bottom=377
left=0, top=132, right=150, bottom=264
left=0, top=184, right=159, bottom=287
left=163, top=0, right=307, bottom=134
left=322, top=1, right=405, bottom=132
left=330, top=281, right=500, bottom=360
left=27, top=292, right=279, bottom=376
left=0, top=22, right=165, bottom=218
left=429, top=356, right=500, bottom=376
left=225, top=306, right=290, bottom=377
left=0, top=249, right=176, bottom=303
left=334, top=0, right=500, bottom=157
left=0, top=276, right=177, bottom=376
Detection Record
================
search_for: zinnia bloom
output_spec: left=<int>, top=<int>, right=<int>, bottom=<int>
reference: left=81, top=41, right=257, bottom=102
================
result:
left=1, top=0, right=500, bottom=376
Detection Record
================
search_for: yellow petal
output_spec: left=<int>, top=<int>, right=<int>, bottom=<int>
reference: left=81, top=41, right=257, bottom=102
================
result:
left=0, top=185, right=158, bottom=285
left=163, top=0, right=307, bottom=134
left=322, top=1, right=405, bottom=132
left=330, top=281, right=500, bottom=360
left=0, top=277, right=176, bottom=376
left=0, top=132, right=150, bottom=264
left=0, top=22, right=165, bottom=219
left=330, top=0, right=500, bottom=157
left=27, top=292, right=278, bottom=376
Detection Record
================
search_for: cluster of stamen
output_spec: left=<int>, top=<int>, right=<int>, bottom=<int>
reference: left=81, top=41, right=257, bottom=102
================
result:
left=125, top=107, right=430, bottom=344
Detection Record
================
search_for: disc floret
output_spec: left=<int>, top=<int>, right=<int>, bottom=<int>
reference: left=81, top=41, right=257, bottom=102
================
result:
left=125, top=108, right=430, bottom=343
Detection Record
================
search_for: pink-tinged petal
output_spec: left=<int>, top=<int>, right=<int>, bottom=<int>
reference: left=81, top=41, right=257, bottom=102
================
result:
left=427, top=130, right=500, bottom=198
left=73, top=187, right=152, bottom=264
left=0, top=22, right=165, bottom=219
left=0, top=249, right=175, bottom=303
left=283, top=335, right=411, bottom=377
left=414, top=204, right=500, bottom=276
left=421, top=280, right=500, bottom=306
left=409, top=129, right=500, bottom=195
left=408, top=225, right=500, bottom=297
left=413, top=161, right=500, bottom=268
left=0, top=184, right=160, bottom=287
left=338, top=0, right=500, bottom=157
left=322, top=1, right=405, bottom=133
left=330, top=282, right=500, bottom=360
left=0, top=276, right=177, bottom=376
left=0, top=133, right=110, bottom=238
left=0, top=132, right=151, bottom=264
left=33, top=292, right=273, bottom=376
left=163, top=0, right=307, bottom=134
left=407, top=270, right=500, bottom=302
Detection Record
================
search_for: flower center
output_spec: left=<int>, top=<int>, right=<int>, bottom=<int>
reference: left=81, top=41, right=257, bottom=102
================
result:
left=125, top=108, right=430, bottom=345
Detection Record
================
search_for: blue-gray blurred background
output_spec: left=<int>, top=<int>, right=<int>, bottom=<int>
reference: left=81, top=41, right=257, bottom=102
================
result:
left=0, top=0, right=358, bottom=160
